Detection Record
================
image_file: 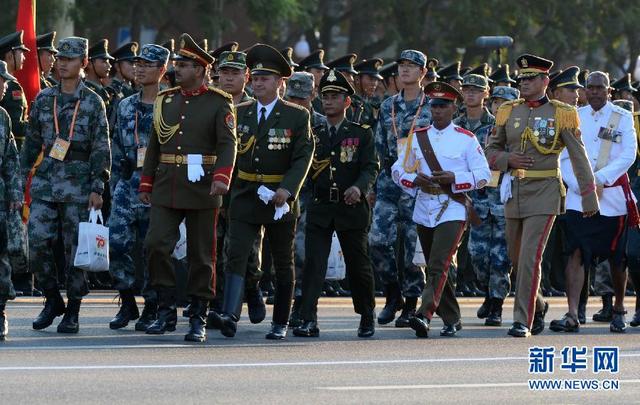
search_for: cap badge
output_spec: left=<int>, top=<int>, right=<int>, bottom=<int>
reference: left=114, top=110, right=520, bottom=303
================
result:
left=520, top=58, right=528, bottom=68
left=327, top=70, right=337, bottom=82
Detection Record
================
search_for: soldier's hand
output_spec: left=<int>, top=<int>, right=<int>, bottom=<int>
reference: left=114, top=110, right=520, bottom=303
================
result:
left=507, top=152, right=534, bottom=169
left=344, top=186, right=361, bottom=205
left=138, top=192, right=151, bottom=205
left=9, top=201, right=22, bottom=211
left=273, top=188, right=290, bottom=207
left=583, top=210, right=598, bottom=218
left=430, top=171, right=455, bottom=185
left=366, top=191, right=376, bottom=206
left=211, top=180, right=229, bottom=196
left=414, top=173, right=436, bottom=188
left=88, top=192, right=103, bottom=210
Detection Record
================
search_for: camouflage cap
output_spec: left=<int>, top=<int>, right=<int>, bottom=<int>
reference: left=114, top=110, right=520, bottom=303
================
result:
left=491, top=85, right=520, bottom=101
left=135, top=44, right=170, bottom=64
left=0, top=60, right=16, bottom=81
left=396, top=50, right=427, bottom=68
left=285, top=71, right=314, bottom=99
left=57, top=36, right=88, bottom=59
left=218, top=51, right=247, bottom=70
left=462, top=73, right=488, bottom=89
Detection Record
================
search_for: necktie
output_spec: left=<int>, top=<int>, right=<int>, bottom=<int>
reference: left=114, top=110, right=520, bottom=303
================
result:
left=258, top=106, right=267, bottom=131
left=330, top=126, right=337, bottom=139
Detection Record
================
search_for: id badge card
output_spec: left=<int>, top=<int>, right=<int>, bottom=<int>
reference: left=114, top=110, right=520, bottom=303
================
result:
left=137, top=147, right=147, bottom=168
left=487, top=170, right=501, bottom=188
left=49, top=137, right=70, bottom=161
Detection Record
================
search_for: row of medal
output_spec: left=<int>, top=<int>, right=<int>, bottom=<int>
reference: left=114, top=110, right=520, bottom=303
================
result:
left=339, top=138, right=360, bottom=163
left=532, top=117, right=556, bottom=144
left=268, top=128, right=292, bottom=150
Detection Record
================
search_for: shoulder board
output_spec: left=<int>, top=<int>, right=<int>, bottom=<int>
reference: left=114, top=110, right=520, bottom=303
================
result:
left=611, top=104, right=632, bottom=116
left=454, top=126, right=475, bottom=137
left=415, top=125, right=430, bottom=132
left=207, top=86, right=233, bottom=100
left=235, top=99, right=255, bottom=108
left=350, top=121, right=371, bottom=130
left=281, top=98, right=307, bottom=111
left=495, top=98, right=524, bottom=126
left=549, top=99, right=576, bottom=111
left=158, top=86, right=179, bottom=96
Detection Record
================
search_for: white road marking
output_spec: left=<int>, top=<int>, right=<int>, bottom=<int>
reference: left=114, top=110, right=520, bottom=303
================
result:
left=0, top=354, right=639, bottom=371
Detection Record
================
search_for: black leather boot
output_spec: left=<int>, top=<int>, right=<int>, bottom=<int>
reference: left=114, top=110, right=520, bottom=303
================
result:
left=395, top=297, right=417, bottom=328
left=219, top=273, right=245, bottom=338
left=266, top=281, right=294, bottom=340
left=246, top=286, right=266, bottom=324
left=377, top=282, right=404, bottom=325
left=593, top=294, right=613, bottom=322
left=57, top=299, right=81, bottom=333
left=477, top=294, right=491, bottom=319
left=109, top=289, right=140, bottom=330
left=0, top=302, right=7, bottom=341
left=185, top=299, right=208, bottom=342
left=135, top=300, right=158, bottom=331
left=357, top=310, right=375, bottom=338
left=32, top=288, right=65, bottom=330
left=485, top=298, right=503, bottom=326
left=145, top=289, right=177, bottom=334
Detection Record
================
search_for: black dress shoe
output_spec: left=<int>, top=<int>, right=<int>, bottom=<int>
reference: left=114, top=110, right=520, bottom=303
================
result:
left=549, top=313, right=580, bottom=333
left=33, top=289, right=65, bottom=330
left=409, top=314, right=429, bottom=338
left=531, top=301, right=549, bottom=335
left=206, top=310, right=224, bottom=330
left=57, top=299, right=81, bottom=334
left=508, top=322, right=531, bottom=337
left=135, top=301, right=158, bottom=332
left=395, top=297, right=417, bottom=328
left=246, top=288, right=266, bottom=324
left=288, top=298, right=303, bottom=328
left=630, top=309, right=640, bottom=327
left=610, top=309, right=627, bottom=333
left=358, top=312, right=375, bottom=338
left=185, top=300, right=208, bottom=342
left=266, top=323, right=288, bottom=340
left=293, top=320, right=319, bottom=337
left=377, top=283, right=403, bottom=325
left=440, top=320, right=462, bottom=337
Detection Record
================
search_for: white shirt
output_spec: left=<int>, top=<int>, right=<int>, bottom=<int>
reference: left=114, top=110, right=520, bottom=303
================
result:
left=391, top=122, right=491, bottom=228
left=256, top=97, right=278, bottom=121
left=561, top=101, right=637, bottom=215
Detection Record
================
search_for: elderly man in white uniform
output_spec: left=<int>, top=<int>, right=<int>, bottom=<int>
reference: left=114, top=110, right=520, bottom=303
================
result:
left=551, top=71, right=637, bottom=334
left=392, top=81, right=491, bottom=338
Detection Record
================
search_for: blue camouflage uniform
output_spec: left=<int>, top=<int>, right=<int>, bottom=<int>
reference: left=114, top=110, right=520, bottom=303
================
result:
left=370, top=78, right=431, bottom=298
left=454, top=108, right=511, bottom=299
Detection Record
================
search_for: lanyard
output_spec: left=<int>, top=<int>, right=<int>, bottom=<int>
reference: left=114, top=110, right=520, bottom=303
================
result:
left=53, top=96, right=81, bottom=140
left=391, top=92, right=426, bottom=139
left=134, top=109, right=140, bottom=145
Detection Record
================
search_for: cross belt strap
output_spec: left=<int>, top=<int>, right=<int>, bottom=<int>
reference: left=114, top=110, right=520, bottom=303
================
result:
left=595, top=110, right=622, bottom=171
left=414, top=131, right=481, bottom=226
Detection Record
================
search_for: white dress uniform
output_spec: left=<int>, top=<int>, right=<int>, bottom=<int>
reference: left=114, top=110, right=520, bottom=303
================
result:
left=561, top=101, right=637, bottom=215
left=391, top=122, right=492, bottom=226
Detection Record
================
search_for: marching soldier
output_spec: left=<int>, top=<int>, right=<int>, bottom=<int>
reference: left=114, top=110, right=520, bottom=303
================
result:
left=297, top=49, right=330, bottom=114
left=485, top=54, right=599, bottom=337
left=0, top=61, right=23, bottom=341
left=209, top=42, right=239, bottom=86
left=22, top=37, right=111, bottom=334
left=353, top=58, right=383, bottom=127
left=37, top=32, right=58, bottom=89
left=107, top=42, right=138, bottom=99
left=392, top=82, right=491, bottom=338
left=455, top=74, right=510, bottom=326
left=371, top=50, right=430, bottom=327
left=549, top=66, right=582, bottom=106
left=107, top=44, right=170, bottom=331
left=139, top=34, right=236, bottom=342
left=84, top=39, right=113, bottom=106
left=218, top=44, right=313, bottom=340
left=0, top=31, right=29, bottom=149
left=292, top=69, right=378, bottom=338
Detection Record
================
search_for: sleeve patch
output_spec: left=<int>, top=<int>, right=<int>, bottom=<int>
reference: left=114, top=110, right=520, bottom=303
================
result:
left=401, top=179, right=415, bottom=188
left=455, top=183, right=472, bottom=190
left=225, top=113, right=235, bottom=130
left=12, top=90, right=22, bottom=100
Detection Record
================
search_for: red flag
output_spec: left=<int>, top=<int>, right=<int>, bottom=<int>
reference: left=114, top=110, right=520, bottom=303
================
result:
left=15, top=0, right=40, bottom=107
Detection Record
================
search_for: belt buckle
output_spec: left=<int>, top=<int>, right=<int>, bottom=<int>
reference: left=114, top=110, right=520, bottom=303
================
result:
left=256, top=174, right=264, bottom=182
left=329, top=187, right=339, bottom=203
left=515, top=169, right=525, bottom=179
left=175, top=155, right=183, bottom=164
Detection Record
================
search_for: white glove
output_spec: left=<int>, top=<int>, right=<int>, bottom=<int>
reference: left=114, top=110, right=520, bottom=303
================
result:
left=274, top=203, right=290, bottom=220
left=500, top=172, right=513, bottom=203
left=187, top=154, right=205, bottom=183
left=257, top=185, right=290, bottom=220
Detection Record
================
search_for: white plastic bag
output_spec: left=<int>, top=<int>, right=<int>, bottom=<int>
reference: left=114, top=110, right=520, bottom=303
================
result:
left=74, top=208, right=110, bottom=272
left=412, top=234, right=426, bottom=266
left=172, top=221, right=187, bottom=260
left=325, top=232, right=346, bottom=280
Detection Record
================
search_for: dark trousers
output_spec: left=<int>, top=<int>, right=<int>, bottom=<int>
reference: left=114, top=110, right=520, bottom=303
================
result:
left=299, top=221, right=375, bottom=321
left=416, top=221, right=466, bottom=325
left=226, top=219, right=296, bottom=324
left=145, top=206, right=218, bottom=301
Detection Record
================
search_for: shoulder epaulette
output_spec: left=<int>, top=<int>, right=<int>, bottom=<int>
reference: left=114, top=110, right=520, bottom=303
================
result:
left=454, top=126, right=475, bottom=138
left=207, top=85, right=233, bottom=101
left=235, top=99, right=255, bottom=108
left=549, top=99, right=575, bottom=111
left=158, top=86, right=179, bottom=96
left=550, top=99, right=579, bottom=132
left=351, top=122, right=371, bottom=130
left=611, top=104, right=632, bottom=117
left=495, top=98, right=524, bottom=126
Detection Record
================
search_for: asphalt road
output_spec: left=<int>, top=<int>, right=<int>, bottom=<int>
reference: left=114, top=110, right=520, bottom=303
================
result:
left=1, top=294, right=639, bottom=404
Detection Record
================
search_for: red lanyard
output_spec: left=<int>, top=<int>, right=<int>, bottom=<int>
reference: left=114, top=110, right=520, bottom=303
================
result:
left=53, top=96, right=81, bottom=140
left=391, top=92, right=426, bottom=139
